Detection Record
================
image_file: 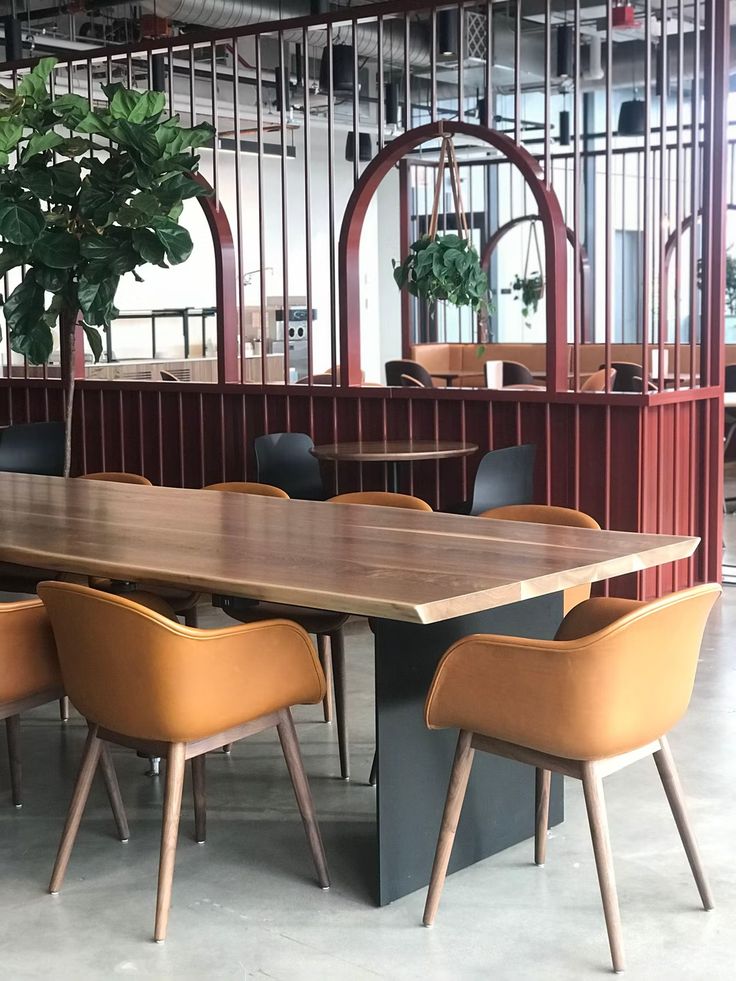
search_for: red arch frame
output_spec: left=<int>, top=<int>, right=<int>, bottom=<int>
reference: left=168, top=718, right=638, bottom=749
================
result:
left=337, top=121, right=569, bottom=389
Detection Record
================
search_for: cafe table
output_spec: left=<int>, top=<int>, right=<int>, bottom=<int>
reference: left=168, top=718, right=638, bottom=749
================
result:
left=311, top=439, right=477, bottom=494
left=0, top=473, right=697, bottom=906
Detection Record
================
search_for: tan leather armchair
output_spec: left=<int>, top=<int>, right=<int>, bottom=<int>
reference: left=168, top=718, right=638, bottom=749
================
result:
left=422, top=583, right=721, bottom=973
left=330, top=491, right=432, bottom=510
left=203, top=481, right=289, bottom=498
left=38, top=581, right=329, bottom=943
left=0, top=600, right=63, bottom=806
left=480, top=504, right=600, bottom=614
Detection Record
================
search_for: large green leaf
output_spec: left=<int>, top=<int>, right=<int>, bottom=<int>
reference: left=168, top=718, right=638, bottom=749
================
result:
left=82, top=322, right=103, bottom=362
left=0, top=243, right=28, bottom=277
left=51, top=93, right=90, bottom=127
left=0, top=119, right=23, bottom=154
left=77, top=273, right=119, bottom=326
left=109, top=88, right=142, bottom=120
left=17, top=59, right=56, bottom=104
left=157, top=172, right=210, bottom=207
left=21, top=130, right=64, bottom=162
left=151, top=217, right=192, bottom=264
left=56, top=136, right=93, bottom=158
left=10, top=320, right=53, bottom=364
left=3, top=272, right=44, bottom=329
left=114, top=120, right=161, bottom=165
left=132, top=227, right=166, bottom=266
left=34, top=264, right=69, bottom=292
left=18, top=163, right=53, bottom=198
left=0, top=198, right=45, bottom=244
left=32, top=229, right=79, bottom=268
left=49, top=160, right=81, bottom=202
left=128, top=91, right=166, bottom=124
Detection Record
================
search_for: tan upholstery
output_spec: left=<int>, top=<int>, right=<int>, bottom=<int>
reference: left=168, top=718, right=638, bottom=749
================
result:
left=329, top=491, right=432, bottom=511
left=81, top=472, right=152, bottom=485
left=425, top=584, right=721, bottom=761
left=581, top=368, right=616, bottom=392
left=38, top=582, right=325, bottom=744
left=204, top=481, right=289, bottom=499
left=480, top=504, right=600, bottom=614
left=0, top=599, right=61, bottom=706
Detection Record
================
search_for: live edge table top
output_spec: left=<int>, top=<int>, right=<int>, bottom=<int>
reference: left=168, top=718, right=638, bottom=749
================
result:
left=0, top=474, right=697, bottom=625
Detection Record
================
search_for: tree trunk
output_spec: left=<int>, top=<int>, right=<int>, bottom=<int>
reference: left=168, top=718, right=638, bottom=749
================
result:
left=60, top=305, right=78, bottom=479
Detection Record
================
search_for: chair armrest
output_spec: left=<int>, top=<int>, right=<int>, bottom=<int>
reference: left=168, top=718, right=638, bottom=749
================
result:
left=554, top=596, right=644, bottom=641
left=0, top=599, right=62, bottom=703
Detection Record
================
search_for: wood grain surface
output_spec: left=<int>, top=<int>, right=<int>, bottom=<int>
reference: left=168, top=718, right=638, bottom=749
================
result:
left=0, top=474, right=697, bottom=624
left=310, top=440, right=478, bottom=462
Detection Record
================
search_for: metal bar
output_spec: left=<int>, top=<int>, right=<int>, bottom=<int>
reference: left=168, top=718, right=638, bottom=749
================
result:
left=303, top=27, right=314, bottom=384
left=673, top=0, right=684, bottom=391
left=231, top=36, right=245, bottom=385
left=377, top=17, right=385, bottom=152
left=514, top=0, right=521, bottom=146
left=641, top=0, right=653, bottom=394
left=278, top=31, right=290, bottom=385
left=656, top=1, right=669, bottom=392
left=255, top=36, right=267, bottom=387
left=689, top=0, right=701, bottom=390
left=326, top=28, right=337, bottom=380
left=604, top=2, right=612, bottom=391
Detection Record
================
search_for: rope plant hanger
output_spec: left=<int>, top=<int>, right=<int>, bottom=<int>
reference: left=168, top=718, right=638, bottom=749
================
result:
left=512, top=218, right=545, bottom=326
left=393, top=131, right=488, bottom=312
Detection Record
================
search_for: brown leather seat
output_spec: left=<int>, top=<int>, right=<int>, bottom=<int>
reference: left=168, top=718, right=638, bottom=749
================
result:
left=219, top=490, right=433, bottom=781
left=81, top=472, right=152, bottom=485
left=422, top=583, right=721, bottom=973
left=38, top=581, right=329, bottom=943
left=0, top=599, right=63, bottom=806
left=480, top=504, right=600, bottom=614
left=203, top=481, right=290, bottom=498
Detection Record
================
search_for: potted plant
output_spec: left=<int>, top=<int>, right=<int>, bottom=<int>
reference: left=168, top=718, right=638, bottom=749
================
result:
left=0, top=56, right=214, bottom=473
left=511, top=272, right=545, bottom=326
left=393, top=232, right=488, bottom=311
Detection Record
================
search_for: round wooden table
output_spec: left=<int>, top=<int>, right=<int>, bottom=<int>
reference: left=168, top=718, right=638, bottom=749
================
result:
left=311, top=439, right=478, bottom=492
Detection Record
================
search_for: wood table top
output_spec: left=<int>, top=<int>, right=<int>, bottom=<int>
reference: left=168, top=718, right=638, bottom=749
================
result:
left=0, top=474, right=698, bottom=625
left=311, top=440, right=478, bottom=462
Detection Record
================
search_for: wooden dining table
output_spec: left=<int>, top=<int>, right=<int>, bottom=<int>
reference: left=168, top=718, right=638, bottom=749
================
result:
left=0, top=473, right=697, bottom=906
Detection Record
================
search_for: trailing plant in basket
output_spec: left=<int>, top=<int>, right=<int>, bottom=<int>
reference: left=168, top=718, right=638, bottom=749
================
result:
left=511, top=272, right=544, bottom=325
left=0, top=56, right=214, bottom=473
left=393, top=233, right=488, bottom=310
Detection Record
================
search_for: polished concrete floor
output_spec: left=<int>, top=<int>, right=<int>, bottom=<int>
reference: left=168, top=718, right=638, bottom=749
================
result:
left=2, top=558, right=736, bottom=980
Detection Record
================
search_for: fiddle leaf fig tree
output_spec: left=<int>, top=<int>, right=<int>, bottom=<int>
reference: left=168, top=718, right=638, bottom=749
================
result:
left=0, top=56, right=215, bottom=473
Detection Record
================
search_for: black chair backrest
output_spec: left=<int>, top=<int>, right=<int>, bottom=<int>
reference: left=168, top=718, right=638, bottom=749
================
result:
left=385, top=360, right=434, bottom=388
left=254, top=432, right=325, bottom=500
left=0, top=421, right=65, bottom=476
left=725, top=364, right=736, bottom=392
left=604, top=362, right=645, bottom=392
left=469, top=443, right=536, bottom=516
left=502, top=361, right=535, bottom=387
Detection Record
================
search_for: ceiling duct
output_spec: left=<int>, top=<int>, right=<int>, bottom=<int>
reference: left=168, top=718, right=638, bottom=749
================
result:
left=143, top=0, right=432, bottom=67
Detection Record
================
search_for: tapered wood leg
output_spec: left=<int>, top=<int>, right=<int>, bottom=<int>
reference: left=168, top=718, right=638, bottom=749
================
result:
left=317, top=634, right=334, bottom=724
left=329, top=629, right=350, bottom=780
left=5, top=715, right=22, bottom=807
left=221, top=743, right=232, bottom=754
left=184, top=608, right=198, bottom=628
left=192, top=754, right=206, bottom=844
left=581, top=762, right=625, bottom=974
left=423, top=730, right=475, bottom=927
left=369, top=750, right=377, bottom=787
left=59, top=696, right=70, bottom=722
left=99, top=743, right=129, bottom=841
left=653, top=737, right=714, bottom=910
left=49, top=726, right=103, bottom=894
left=277, top=708, right=330, bottom=889
left=535, top=767, right=551, bottom=866
left=154, top=742, right=186, bottom=942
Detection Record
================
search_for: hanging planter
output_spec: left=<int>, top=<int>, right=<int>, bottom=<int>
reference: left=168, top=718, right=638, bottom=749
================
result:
left=511, top=220, right=545, bottom=326
left=393, top=135, right=488, bottom=312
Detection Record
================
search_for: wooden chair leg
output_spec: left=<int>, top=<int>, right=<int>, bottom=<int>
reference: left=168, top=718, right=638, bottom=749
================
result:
left=368, top=749, right=377, bottom=787
left=329, top=629, right=350, bottom=780
left=59, top=696, right=70, bottom=723
left=49, top=726, right=104, bottom=894
left=5, top=715, right=22, bottom=807
left=423, top=730, right=475, bottom=927
left=277, top=708, right=330, bottom=889
left=154, top=742, right=186, bottom=943
left=221, top=743, right=232, bottom=754
left=535, top=767, right=551, bottom=866
left=581, top=762, right=625, bottom=974
left=653, top=736, right=714, bottom=910
left=317, top=634, right=334, bottom=724
left=191, top=754, right=206, bottom=844
left=99, top=743, right=129, bottom=841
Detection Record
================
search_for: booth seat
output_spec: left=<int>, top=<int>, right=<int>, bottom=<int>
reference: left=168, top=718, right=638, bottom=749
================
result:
left=409, top=343, right=548, bottom=387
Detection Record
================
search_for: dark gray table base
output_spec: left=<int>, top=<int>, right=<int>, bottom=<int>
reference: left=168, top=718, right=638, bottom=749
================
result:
left=372, top=592, right=564, bottom=906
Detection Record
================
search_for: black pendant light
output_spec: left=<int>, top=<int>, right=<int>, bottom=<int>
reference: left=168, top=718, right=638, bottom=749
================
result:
left=437, top=9, right=458, bottom=57
left=556, top=25, right=573, bottom=79
left=385, top=81, right=400, bottom=126
left=319, top=43, right=355, bottom=94
left=345, top=132, right=372, bottom=162
left=3, top=15, right=22, bottom=61
left=558, top=109, right=571, bottom=146
left=275, top=64, right=290, bottom=112
left=151, top=53, right=166, bottom=93
left=477, top=96, right=488, bottom=126
left=617, top=98, right=646, bottom=136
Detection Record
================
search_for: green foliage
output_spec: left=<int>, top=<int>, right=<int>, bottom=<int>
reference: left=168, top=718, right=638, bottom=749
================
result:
left=511, top=273, right=544, bottom=324
left=726, top=254, right=736, bottom=317
left=0, top=56, right=214, bottom=364
left=392, top=234, right=488, bottom=311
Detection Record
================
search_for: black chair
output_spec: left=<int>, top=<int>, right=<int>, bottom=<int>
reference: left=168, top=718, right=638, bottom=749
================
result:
left=254, top=432, right=325, bottom=501
left=459, top=443, right=536, bottom=516
left=385, top=360, right=434, bottom=388
left=0, top=421, right=65, bottom=476
left=604, top=362, right=656, bottom=393
left=502, top=361, right=535, bottom=387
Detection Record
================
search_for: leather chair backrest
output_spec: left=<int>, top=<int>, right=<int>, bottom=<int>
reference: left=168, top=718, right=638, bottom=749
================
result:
left=254, top=432, right=325, bottom=501
left=0, top=421, right=65, bottom=476
left=329, top=491, right=432, bottom=510
left=385, top=360, right=434, bottom=388
left=469, top=444, right=536, bottom=516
